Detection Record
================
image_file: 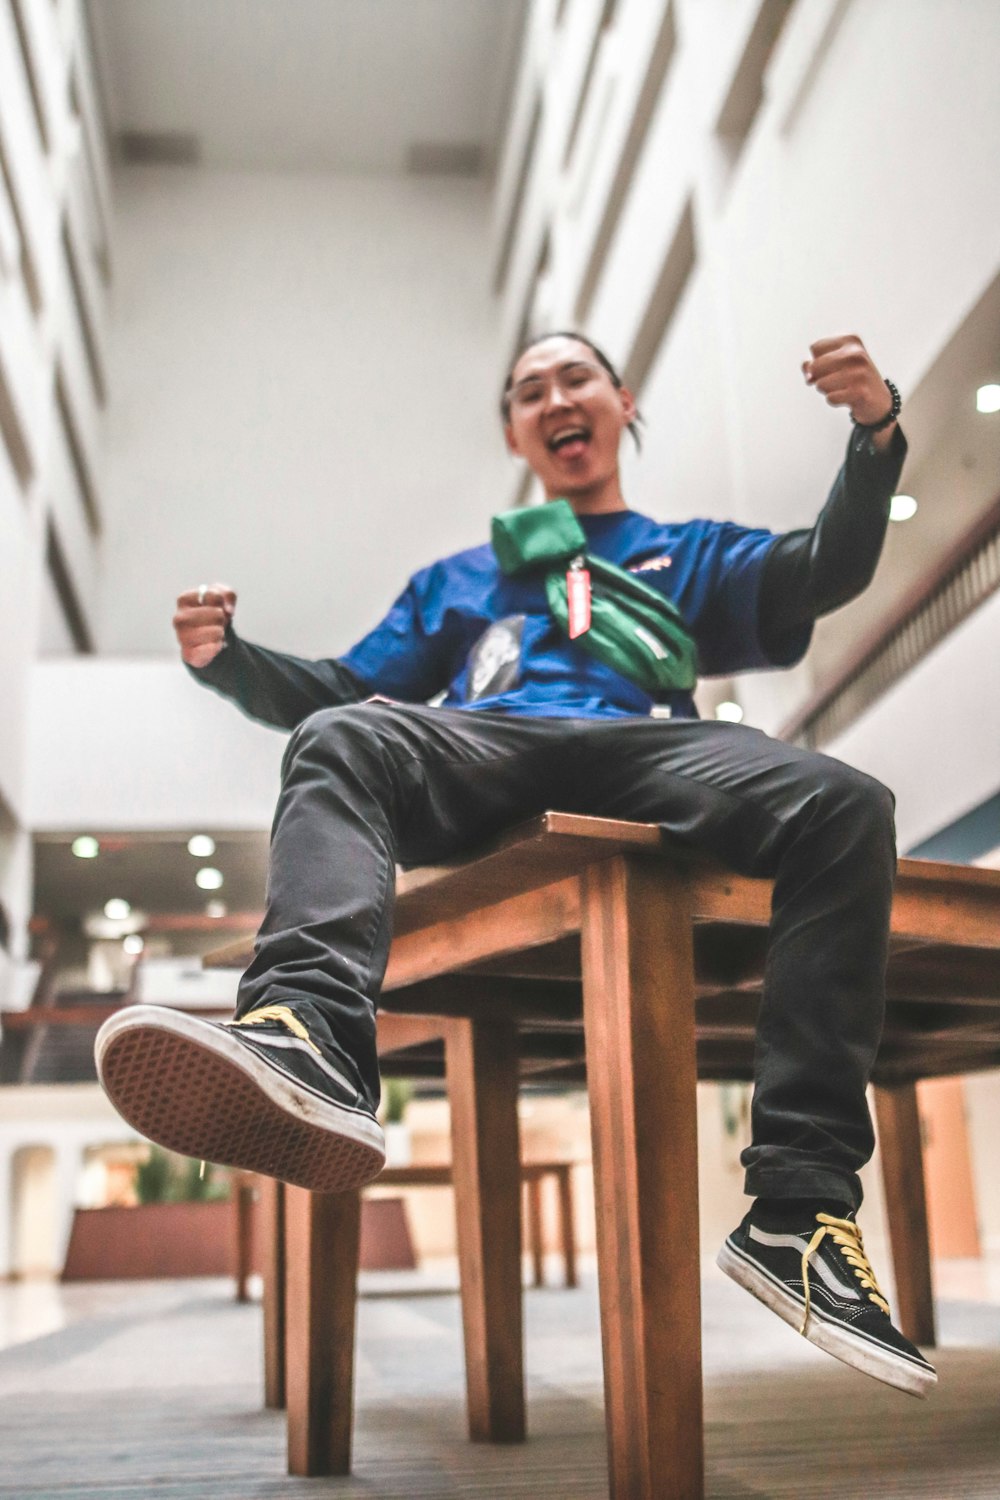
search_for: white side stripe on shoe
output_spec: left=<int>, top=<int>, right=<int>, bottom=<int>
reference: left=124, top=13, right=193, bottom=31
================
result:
left=748, top=1225, right=862, bottom=1301
left=228, top=1030, right=356, bottom=1095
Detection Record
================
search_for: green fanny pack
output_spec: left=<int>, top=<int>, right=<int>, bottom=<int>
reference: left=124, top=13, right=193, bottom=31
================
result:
left=491, top=499, right=697, bottom=695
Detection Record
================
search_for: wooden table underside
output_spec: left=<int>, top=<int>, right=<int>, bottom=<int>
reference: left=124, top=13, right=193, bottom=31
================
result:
left=207, top=812, right=1000, bottom=1089
left=206, top=812, right=1000, bottom=1500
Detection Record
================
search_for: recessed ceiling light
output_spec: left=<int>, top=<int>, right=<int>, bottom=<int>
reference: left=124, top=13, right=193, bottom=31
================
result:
left=104, top=898, right=131, bottom=920
left=195, top=867, right=224, bottom=890
left=123, top=934, right=144, bottom=956
left=84, top=908, right=147, bottom=939
left=889, top=494, right=918, bottom=522
left=72, top=836, right=100, bottom=859
left=715, top=701, right=744, bottom=723
left=205, top=900, right=227, bottom=919
left=187, top=835, right=216, bottom=858
left=976, top=383, right=1000, bottom=414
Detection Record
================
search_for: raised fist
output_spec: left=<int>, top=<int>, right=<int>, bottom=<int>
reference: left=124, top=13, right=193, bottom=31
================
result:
left=173, top=583, right=236, bottom=668
left=802, top=335, right=894, bottom=427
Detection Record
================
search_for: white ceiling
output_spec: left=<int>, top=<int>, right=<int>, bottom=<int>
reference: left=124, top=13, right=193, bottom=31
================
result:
left=87, top=0, right=526, bottom=173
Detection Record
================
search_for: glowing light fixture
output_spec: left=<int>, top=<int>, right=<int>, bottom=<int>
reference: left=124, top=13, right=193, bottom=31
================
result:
left=889, top=494, right=918, bottom=522
left=187, top=834, right=216, bottom=857
left=123, top=934, right=144, bottom=956
left=72, top=836, right=100, bottom=859
left=715, top=701, right=744, bottom=723
left=206, top=900, right=227, bottom=919
left=196, top=867, right=224, bottom=890
left=976, top=383, right=1000, bottom=414
left=104, top=898, right=131, bottom=920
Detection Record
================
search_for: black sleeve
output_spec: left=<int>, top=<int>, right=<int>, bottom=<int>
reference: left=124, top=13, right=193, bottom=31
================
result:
left=758, top=423, right=908, bottom=662
left=186, top=624, right=369, bottom=731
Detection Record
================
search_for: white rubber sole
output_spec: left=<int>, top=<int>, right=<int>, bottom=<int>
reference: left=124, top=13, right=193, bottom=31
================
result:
left=95, top=1005, right=385, bottom=1193
left=717, top=1239, right=937, bottom=1399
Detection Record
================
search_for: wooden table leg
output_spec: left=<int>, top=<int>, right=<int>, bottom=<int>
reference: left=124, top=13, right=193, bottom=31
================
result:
left=284, top=1186, right=361, bottom=1476
left=581, top=856, right=703, bottom=1500
left=528, top=1175, right=545, bottom=1288
left=233, top=1172, right=254, bottom=1304
left=556, top=1165, right=578, bottom=1289
left=874, top=1081, right=936, bottom=1347
left=446, top=1016, right=526, bottom=1443
left=259, top=1177, right=286, bottom=1409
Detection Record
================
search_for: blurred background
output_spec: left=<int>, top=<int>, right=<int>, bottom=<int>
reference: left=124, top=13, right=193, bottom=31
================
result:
left=0, top=0, right=998, bottom=1287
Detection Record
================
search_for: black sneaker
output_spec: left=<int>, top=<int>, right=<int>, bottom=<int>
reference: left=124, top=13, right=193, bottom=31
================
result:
left=95, top=1003, right=385, bottom=1193
left=717, top=1207, right=937, bottom=1398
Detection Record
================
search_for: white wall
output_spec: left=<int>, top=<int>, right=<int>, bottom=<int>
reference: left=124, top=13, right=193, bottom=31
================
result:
left=0, top=0, right=113, bottom=999
left=508, top=0, right=1000, bottom=521
left=966, top=1072, right=1000, bottom=1255
left=497, top=0, right=1000, bottom=738
left=621, top=0, right=1000, bottom=534
left=97, top=167, right=514, bottom=659
left=822, top=588, right=1000, bottom=854
left=0, top=452, right=43, bottom=819
left=0, top=1083, right=137, bottom=1276
left=26, top=659, right=284, bottom=831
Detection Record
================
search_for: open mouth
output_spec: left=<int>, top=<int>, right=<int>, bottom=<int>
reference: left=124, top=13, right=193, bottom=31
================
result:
left=547, top=425, right=592, bottom=460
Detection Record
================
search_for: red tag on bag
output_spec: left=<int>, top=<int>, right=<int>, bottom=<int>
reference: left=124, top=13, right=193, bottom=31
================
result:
left=567, top=565, right=592, bottom=638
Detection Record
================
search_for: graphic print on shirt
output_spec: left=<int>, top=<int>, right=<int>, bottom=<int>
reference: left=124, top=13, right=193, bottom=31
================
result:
left=466, top=615, right=526, bottom=702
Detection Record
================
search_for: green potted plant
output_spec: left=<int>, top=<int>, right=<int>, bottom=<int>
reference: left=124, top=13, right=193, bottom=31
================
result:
left=135, top=1147, right=229, bottom=1204
left=381, top=1078, right=414, bottom=1166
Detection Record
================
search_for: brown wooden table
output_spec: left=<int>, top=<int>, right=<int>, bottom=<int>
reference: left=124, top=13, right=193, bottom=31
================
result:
left=243, top=1158, right=578, bottom=1422
left=374, top=1159, right=578, bottom=1289
left=206, top=811, right=1000, bottom=1499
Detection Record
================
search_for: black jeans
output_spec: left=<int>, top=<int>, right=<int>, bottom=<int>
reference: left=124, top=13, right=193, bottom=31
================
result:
left=236, top=702, right=896, bottom=1210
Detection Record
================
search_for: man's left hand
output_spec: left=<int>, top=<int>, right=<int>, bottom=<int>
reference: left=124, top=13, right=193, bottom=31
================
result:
left=802, top=334, right=895, bottom=428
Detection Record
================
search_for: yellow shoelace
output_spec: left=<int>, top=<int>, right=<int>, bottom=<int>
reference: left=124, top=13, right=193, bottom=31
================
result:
left=228, top=1004, right=322, bottom=1057
left=800, top=1213, right=890, bottom=1335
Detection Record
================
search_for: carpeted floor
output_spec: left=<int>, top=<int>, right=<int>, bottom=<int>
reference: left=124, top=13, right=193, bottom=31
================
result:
left=1, top=1261, right=997, bottom=1498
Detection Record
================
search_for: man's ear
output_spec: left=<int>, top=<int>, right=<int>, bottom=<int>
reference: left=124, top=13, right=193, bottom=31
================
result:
left=504, top=423, right=522, bottom=457
left=619, top=386, right=637, bottom=426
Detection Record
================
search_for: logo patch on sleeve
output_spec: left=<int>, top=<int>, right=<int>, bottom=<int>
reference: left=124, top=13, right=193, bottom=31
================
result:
left=466, top=616, right=526, bottom=702
left=630, top=554, right=672, bottom=574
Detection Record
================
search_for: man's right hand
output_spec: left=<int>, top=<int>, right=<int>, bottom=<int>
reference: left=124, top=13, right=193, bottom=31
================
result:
left=174, top=583, right=237, bottom=667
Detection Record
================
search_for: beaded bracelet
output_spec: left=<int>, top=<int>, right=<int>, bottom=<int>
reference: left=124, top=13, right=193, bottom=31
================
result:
left=855, top=377, right=901, bottom=432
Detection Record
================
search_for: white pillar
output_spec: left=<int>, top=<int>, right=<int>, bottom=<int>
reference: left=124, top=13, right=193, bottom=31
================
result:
left=0, top=826, right=34, bottom=1010
left=52, top=1140, right=84, bottom=1277
left=0, top=1143, right=13, bottom=1277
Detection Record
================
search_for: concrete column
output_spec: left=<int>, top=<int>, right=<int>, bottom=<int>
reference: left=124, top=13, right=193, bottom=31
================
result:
left=52, top=1140, right=85, bottom=1276
left=0, top=1143, right=14, bottom=1277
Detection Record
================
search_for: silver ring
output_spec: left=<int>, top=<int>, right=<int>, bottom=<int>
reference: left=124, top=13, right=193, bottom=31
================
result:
left=198, top=584, right=207, bottom=605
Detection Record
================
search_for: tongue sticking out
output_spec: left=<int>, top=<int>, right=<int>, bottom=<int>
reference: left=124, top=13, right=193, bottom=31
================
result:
left=554, top=437, right=588, bottom=461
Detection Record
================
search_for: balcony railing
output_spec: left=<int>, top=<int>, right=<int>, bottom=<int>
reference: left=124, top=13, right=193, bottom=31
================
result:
left=781, top=492, right=1000, bottom=750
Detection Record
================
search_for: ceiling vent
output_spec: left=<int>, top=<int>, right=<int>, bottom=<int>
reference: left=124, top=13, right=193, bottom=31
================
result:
left=118, top=130, right=202, bottom=166
left=406, top=141, right=483, bottom=177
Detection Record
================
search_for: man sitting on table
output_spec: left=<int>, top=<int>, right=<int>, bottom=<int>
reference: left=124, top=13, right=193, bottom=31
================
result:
left=96, top=330, right=935, bottom=1398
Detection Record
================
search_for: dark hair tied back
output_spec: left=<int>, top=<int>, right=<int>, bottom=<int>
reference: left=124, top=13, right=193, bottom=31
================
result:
left=500, top=329, right=644, bottom=450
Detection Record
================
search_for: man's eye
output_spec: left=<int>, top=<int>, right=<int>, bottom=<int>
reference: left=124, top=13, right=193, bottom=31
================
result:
left=517, top=387, right=542, bottom=403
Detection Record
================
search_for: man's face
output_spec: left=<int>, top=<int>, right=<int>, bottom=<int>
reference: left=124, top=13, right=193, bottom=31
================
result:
left=503, top=336, right=636, bottom=497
